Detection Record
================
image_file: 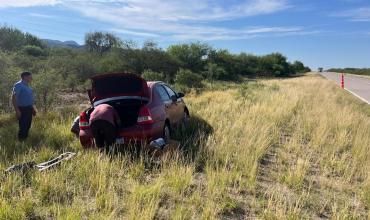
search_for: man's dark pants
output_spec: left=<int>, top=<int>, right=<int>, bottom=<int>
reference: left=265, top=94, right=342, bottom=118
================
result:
left=18, top=106, right=33, bottom=140
left=90, top=120, right=116, bottom=150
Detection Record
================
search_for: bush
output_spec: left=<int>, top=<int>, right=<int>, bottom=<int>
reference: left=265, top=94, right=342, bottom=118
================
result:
left=290, top=61, right=310, bottom=74
left=22, top=45, right=47, bottom=57
left=0, top=26, right=44, bottom=52
left=0, top=67, right=20, bottom=112
left=203, top=63, right=228, bottom=80
left=65, top=74, right=79, bottom=92
left=174, top=69, right=203, bottom=88
left=141, top=70, right=166, bottom=82
left=33, top=70, right=62, bottom=112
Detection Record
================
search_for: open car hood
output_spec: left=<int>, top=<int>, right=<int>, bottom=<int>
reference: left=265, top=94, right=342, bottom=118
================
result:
left=90, top=73, right=149, bottom=106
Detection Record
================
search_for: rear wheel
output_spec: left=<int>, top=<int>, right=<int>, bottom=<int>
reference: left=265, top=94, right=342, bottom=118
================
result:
left=163, top=123, right=171, bottom=142
left=181, top=111, right=190, bottom=127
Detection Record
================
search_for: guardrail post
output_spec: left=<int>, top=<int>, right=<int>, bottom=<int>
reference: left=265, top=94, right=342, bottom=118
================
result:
left=341, top=73, right=344, bottom=89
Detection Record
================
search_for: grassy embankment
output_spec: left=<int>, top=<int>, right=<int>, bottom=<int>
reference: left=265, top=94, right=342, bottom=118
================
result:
left=0, top=74, right=369, bottom=219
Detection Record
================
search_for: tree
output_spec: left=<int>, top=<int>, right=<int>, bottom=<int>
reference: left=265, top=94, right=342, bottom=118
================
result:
left=258, top=53, right=290, bottom=77
left=0, top=26, right=44, bottom=52
left=142, top=70, right=166, bottom=82
left=235, top=53, right=259, bottom=76
left=290, top=61, right=310, bottom=74
left=98, top=49, right=129, bottom=73
left=24, top=33, right=45, bottom=49
left=175, top=69, right=203, bottom=88
left=85, top=32, right=122, bottom=55
left=203, top=63, right=227, bottom=80
left=33, top=70, right=61, bottom=112
left=141, top=41, right=179, bottom=79
left=0, top=26, right=27, bottom=51
left=167, top=42, right=211, bottom=73
left=207, top=49, right=238, bottom=80
left=0, top=59, right=20, bottom=112
left=65, top=74, right=79, bottom=92
left=73, top=53, right=100, bottom=79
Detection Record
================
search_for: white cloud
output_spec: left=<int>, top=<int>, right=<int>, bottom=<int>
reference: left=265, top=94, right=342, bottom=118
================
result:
left=333, top=7, right=370, bottom=21
left=27, top=12, right=54, bottom=18
left=110, top=28, right=160, bottom=38
left=0, top=0, right=316, bottom=40
left=0, top=0, right=59, bottom=8
left=58, top=0, right=311, bottom=40
left=64, top=0, right=290, bottom=22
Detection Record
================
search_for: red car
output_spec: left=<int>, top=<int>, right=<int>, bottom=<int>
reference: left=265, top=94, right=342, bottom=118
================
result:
left=78, top=72, right=189, bottom=148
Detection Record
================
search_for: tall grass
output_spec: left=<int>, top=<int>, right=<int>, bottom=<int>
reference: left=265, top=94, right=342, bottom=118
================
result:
left=0, top=74, right=369, bottom=219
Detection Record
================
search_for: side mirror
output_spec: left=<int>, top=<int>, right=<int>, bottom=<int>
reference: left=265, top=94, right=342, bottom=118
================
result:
left=171, top=95, right=177, bottom=102
left=177, top=92, right=185, bottom=98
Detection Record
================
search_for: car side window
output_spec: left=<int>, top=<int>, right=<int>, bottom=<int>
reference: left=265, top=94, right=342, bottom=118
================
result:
left=163, top=85, right=176, bottom=98
left=156, top=85, right=170, bottom=101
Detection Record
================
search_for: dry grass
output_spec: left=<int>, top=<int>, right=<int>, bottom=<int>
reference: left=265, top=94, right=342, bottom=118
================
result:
left=0, top=74, right=369, bottom=219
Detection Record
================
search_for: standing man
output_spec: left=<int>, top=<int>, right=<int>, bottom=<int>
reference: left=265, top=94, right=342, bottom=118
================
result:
left=12, top=72, right=37, bottom=141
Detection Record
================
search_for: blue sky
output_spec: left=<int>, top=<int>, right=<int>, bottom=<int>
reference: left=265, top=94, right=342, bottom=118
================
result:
left=0, top=0, right=369, bottom=69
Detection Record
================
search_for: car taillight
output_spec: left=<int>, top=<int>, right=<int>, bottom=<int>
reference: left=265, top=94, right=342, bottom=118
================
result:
left=137, top=106, right=154, bottom=125
left=79, top=111, right=90, bottom=130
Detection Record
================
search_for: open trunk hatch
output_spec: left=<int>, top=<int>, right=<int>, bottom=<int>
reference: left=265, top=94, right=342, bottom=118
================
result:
left=104, top=99, right=148, bottom=128
left=90, top=73, right=149, bottom=106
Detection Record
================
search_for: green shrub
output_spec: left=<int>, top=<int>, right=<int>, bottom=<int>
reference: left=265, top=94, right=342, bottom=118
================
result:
left=33, top=70, right=62, bottom=112
left=203, top=63, right=228, bottom=80
left=174, top=68, right=203, bottom=88
left=142, top=69, right=166, bottom=82
left=22, top=45, right=47, bottom=57
left=0, top=26, right=44, bottom=52
left=236, top=81, right=265, bottom=100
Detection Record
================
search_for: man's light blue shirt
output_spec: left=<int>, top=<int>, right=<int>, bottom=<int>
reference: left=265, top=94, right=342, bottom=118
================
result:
left=12, top=80, right=34, bottom=107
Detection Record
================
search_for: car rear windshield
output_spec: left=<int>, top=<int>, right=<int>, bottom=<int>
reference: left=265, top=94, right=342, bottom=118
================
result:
left=93, top=75, right=144, bottom=97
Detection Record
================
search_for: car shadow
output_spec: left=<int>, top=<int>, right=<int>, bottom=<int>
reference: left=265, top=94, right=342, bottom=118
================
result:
left=172, top=115, right=213, bottom=171
left=104, top=115, right=213, bottom=171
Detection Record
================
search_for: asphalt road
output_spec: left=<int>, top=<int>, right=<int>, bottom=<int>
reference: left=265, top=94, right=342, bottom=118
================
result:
left=320, top=72, right=370, bottom=104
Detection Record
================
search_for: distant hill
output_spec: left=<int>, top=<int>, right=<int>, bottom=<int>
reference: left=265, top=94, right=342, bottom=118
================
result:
left=42, top=39, right=83, bottom=49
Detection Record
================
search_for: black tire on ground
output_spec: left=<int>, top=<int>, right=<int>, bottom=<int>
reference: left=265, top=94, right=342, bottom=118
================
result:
left=163, top=123, right=171, bottom=142
left=181, top=111, right=190, bottom=127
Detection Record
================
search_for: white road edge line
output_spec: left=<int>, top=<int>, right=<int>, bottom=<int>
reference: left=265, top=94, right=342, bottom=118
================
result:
left=321, top=73, right=370, bottom=105
left=343, top=88, right=370, bottom=105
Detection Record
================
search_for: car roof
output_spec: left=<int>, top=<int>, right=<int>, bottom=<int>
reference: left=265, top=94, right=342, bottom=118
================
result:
left=147, top=81, right=165, bottom=88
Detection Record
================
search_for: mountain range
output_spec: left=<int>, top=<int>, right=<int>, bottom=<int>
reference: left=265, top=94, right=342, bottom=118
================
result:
left=42, top=39, right=83, bottom=49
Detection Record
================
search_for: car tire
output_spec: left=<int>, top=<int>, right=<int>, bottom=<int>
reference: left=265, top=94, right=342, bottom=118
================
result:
left=163, top=123, right=171, bottom=142
left=181, top=111, right=190, bottom=127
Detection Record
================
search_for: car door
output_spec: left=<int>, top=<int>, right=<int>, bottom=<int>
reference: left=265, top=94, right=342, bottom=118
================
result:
left=162, top=84, right=184, bottom=125
left=155, top=85, right=176, bottom=127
